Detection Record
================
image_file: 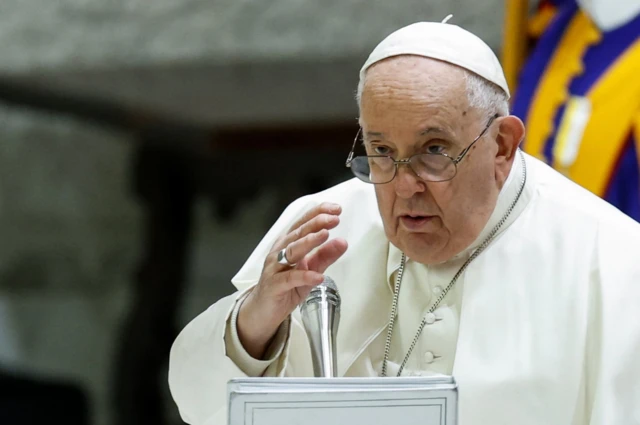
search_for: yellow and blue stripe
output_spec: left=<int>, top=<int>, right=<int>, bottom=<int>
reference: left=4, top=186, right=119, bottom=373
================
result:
left=512, top=0, right=640, bottom=220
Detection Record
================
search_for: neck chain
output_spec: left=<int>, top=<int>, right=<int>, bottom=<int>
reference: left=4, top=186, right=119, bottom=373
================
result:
left=381, top=152, right=528, bottom=377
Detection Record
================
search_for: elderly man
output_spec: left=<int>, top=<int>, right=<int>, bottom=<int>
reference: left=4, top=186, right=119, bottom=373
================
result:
left=168, top=20, right=640, bottom=425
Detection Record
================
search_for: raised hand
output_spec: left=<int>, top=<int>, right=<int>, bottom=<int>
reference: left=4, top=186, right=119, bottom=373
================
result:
left=237, top=202, right=348, bottom=359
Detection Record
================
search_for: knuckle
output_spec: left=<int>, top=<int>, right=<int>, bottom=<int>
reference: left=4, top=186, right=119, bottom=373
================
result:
left=318, top=213, right=333, bottom=224
left=305, top=222, right=316, bottom=238
left=309, top=215, right=322, bottom=228
left=303, top=208, right=315, bottom=222
left=272, top=236, right=286, bottom=252
left=263, top=251, right=275, bottom=268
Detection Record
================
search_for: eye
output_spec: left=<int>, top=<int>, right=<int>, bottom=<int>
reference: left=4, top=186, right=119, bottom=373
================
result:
left=426, top=142, right=448, bottom=154
left=367, top=144, right=392, bottom=156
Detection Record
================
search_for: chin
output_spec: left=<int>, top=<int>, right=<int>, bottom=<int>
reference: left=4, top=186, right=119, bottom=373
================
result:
left=397, top=232, right=448, bottom=265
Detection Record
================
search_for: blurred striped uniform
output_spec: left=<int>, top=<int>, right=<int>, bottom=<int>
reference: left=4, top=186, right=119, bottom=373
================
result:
left=512, top=0, right=640, bottom=220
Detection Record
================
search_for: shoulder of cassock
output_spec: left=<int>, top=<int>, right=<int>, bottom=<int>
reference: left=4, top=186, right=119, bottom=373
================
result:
left=524, top=156, right=640, bottom=422
left=527, top=154, right=640, bottom=273
left=231, top=178, right=383, bottom=291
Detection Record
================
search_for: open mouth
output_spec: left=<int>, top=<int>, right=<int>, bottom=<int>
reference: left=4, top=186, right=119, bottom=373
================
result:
left=400, top=215, right=434, bottom=230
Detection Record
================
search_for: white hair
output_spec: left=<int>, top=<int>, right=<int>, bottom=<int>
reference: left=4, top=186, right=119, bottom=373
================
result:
left=355, top=67, right=510, bottom=117
left=463, top=70, right=510, bottom=117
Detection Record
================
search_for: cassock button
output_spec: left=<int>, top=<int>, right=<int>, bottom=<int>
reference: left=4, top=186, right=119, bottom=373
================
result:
left=425, top=313, right=436, bottom=325
left=432, top=286, right=443, bottom=295
left=423, top=351, right=435, bottom=364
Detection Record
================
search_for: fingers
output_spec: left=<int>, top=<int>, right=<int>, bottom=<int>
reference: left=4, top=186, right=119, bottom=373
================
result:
left=288, top=213, right=340, bottom=247
left=268, top=203, right=342, bottom=270
left=283, top=228, right=330, bottom=266
left=270, top=269, right=325, bottom=293
left=274, top=212, right=339, bottom=260
left=286, top=203, right=342, bottom=237
left=305, top=238, right=348, bottom=273
left=278, top=203, right=341, bottom=249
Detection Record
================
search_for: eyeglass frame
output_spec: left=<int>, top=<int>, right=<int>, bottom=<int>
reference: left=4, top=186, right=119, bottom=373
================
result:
left=345, top=113, right=500, bottom=184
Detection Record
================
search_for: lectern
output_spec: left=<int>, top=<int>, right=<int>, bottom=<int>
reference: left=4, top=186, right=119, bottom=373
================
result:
left=228, top=376, right=457, bottom=425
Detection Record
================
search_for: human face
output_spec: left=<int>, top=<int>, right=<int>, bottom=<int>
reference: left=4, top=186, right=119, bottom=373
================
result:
left=359, top=56, right=518, bottom=264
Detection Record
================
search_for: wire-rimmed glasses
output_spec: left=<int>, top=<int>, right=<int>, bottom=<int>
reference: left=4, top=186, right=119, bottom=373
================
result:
left=345, top=114, right=499, bottom=184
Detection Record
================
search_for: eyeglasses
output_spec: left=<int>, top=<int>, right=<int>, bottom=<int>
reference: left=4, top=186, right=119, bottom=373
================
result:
left=345, top=114, right=499, bottom=184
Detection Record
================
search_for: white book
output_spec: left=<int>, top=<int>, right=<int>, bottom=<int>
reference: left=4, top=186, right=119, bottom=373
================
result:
left=228, top=376, right=458, bottom=425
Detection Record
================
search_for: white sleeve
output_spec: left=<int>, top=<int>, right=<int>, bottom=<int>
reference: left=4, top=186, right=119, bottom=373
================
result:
left=168, top=288, right=294, bottom=425
left=224, top=291, right=291, bottom=377
left=168, top=195, right=319, bottom=425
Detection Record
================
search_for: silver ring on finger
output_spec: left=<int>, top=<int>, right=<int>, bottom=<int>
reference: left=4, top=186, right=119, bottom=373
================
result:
left=277, top=247, right=296, bottom=267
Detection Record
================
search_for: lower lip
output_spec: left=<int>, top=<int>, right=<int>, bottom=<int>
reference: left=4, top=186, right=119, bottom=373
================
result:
left=400, top=216, right=435, bottom=230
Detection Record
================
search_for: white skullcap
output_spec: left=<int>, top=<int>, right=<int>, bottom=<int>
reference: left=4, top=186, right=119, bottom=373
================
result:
left=359, top=19, right=510, bottom=99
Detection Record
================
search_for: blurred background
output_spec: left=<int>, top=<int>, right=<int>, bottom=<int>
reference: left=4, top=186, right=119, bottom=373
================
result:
left=0, top=0, right=637, bottom=424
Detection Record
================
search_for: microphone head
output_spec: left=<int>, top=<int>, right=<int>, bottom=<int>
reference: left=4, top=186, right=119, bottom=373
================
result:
left=318, top=275, right=338, bottom=292
left=302, top=275, right=340, bottom=309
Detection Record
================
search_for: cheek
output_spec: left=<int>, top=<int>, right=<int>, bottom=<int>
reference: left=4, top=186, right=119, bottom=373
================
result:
left=469, top=145, right=498, bottom=180
left=428, top=179, right=474, bottom=227
left=466, top=157, right=496, bottom=195
left=425, top=183, right=453, bottom=216
left=447, top=166, right=494, bottom=218
left=375, top=185, right=396, bottom=220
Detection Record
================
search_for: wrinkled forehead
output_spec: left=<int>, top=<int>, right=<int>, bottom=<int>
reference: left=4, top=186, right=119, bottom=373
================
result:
left=363, top=55, right=467, bottom=89
left=359, top=56, right=472, bottom=120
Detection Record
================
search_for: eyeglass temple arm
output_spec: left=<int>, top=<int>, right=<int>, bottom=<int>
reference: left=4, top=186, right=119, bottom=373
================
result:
left=454, top=114, right=499, bottom=164
left=345, top=128, right=361, bottom=167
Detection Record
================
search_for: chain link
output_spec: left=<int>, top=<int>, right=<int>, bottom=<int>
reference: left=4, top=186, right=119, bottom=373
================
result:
left=380, top=253, right=406, bottom=377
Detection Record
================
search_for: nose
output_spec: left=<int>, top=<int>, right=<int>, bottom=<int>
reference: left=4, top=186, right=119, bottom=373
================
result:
left=394, top=164, right=426, bottom=199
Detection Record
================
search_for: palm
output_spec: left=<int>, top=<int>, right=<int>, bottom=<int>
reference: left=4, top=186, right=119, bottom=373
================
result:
left=284, top=258, right=313, bottom=314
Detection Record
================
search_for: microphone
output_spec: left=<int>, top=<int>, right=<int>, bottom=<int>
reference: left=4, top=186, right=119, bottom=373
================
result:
left=300, top=276, right=341, bottom=378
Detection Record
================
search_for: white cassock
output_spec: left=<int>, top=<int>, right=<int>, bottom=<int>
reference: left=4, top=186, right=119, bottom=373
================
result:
left=168, top=152, right=640, bottom=425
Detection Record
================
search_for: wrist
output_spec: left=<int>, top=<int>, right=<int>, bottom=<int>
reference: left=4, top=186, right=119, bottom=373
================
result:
left=236, top=295, right=280, bottom=359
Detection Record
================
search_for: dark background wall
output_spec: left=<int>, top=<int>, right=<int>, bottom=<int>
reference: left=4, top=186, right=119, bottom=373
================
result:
left=0, top=1, right=506, bottom=424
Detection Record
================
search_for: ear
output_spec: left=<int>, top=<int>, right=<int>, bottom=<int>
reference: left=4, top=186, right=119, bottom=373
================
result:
left=495, top=115, right=524, bottom=161
left=494, top=115, right=525, bottom=183
left=496, top=115, right=525, bottom=159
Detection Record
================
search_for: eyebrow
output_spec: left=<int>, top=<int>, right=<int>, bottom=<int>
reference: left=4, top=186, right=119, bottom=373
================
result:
left=364, top=127, right=452, bottom=140
left=364, top=131, right=384, bottom=139
left=420, top=127, right=451, bottom=136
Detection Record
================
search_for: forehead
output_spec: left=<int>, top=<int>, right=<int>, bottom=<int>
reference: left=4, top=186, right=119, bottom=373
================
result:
left=359, top=56, right=470, bottom=124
